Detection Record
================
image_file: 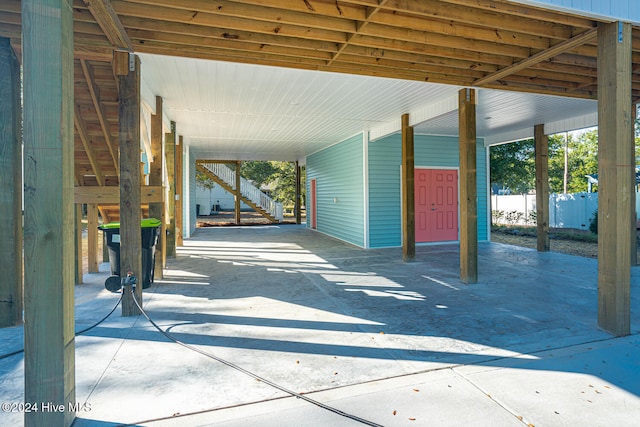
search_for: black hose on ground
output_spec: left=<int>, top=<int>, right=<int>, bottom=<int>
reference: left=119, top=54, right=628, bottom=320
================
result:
left=130, top=291, right=384, bottom=427
left=0, top=294, right=123, bottom=361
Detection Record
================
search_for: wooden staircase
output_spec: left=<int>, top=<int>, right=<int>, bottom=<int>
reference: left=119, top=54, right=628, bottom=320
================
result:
left=196, top=162, right=282, bottom=223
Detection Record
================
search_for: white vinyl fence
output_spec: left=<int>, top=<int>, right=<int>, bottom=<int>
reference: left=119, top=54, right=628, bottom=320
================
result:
left=491, top=192, right=640, bottom=230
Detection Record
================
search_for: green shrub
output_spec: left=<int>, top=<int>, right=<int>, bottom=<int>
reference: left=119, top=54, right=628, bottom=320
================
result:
left=505, top=210, right=524, bottom=225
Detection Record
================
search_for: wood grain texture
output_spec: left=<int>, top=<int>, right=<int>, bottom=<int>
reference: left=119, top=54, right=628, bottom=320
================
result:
left=459, top=88, right=477, bottom=284
left=597, top=21, right=632, bottom=336
left=149, top=96, right=165, bottom=278
left=534, top=124, right=550, bottom=252
left=117, top=52, right=142, bottom=316
left=22, top=0, right=76, bottom=425
left=0, top=37, right=22, bottom=327
left=166, top=122, right=176, bottom=257
left=235, top=161, right=242, bottom=224
left=4, top=1, right=640, bottom=100
left=176, top=135, right=184, bottom=246
left=401, top=113, right=415, bottom=262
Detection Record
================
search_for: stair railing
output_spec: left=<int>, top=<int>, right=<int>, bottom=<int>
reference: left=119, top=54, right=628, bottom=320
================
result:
left=200, top=162, right=283, bottom=221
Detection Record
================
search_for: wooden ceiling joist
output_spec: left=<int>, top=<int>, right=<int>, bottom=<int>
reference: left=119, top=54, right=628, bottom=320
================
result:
left=74, top=103, right=105, bottom=186
left=65, top=1, right=640, bottom=99
left=80, top=59, right=119, bottom=175
left=327, top=0, right=388, bottom=66
left=82, top=0, right=133, bottom=50
left=474, top=28, right=599, bottom=87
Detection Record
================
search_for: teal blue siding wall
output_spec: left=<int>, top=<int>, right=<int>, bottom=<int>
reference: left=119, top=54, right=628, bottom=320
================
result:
left=368, top=134, right=488, bottom=248
left=368, top=137, right=402, bottom=248
left=306, top=134, right=365, bottom=247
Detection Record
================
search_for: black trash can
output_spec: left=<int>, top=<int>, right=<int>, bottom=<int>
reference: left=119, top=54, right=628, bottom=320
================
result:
left=98, top=218, right=162, bottom=289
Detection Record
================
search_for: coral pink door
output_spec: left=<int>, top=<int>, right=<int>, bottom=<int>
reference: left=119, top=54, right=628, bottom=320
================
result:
left=415, top=169, right=458, bottom=242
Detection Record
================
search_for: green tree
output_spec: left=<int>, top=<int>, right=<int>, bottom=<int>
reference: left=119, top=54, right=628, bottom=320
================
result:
left=489, top=139, right=535, bottom=194
left=241, top=160, right=305, bottom=206
left=548, top=131, right=598, bottom=193
left=240, top=161, right=278, bottom=188
left=196, top=171, right=215, bottom=191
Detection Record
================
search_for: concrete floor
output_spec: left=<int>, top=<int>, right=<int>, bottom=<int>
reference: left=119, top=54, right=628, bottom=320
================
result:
left=1, top=224, right=639, bottom=426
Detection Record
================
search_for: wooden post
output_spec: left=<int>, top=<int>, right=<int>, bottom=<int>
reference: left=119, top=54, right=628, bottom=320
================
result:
left=22, top=0, right=76, bottom=424
left=176, top=135, right=184, bottom=246
left=597, top=21, right=633, bottom=336
left=75, top=204, right=83, bottom=284
left=0, top=37, right=23, bottom=327
left=631, top=104, right=637, bottom=267
left=166, top=122, right=176, bottom=258
left=87, top=204, right=99, bottom=273
left=116, top=51, right=142, bottom=317
left=295, top=161, right=302, bottom=224
left=459, top=88, right=478, bottom=284
left=235, top=160, right=242, bottom=225
left=401, top=113, right=415, bottom=262
left=534, top=124, right=550, bottom=252
left=149, top=96, right=165, bottom=279
left=102, top=231, right=109, bottom=263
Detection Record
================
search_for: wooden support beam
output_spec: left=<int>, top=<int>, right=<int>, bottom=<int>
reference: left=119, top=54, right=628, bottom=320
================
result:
left=82, top=0, right=133, bottom=50
left=401, top=113, right=415, bottom=262
left=0, top=36, right=22, bottom=327
left=295, top=161, right=302, bottom=224
left=459, top=88, right=478, bottom=284
left=74, top=103, right=105, bottom=186
left=176, top=135, right=184, bottom=246
left=116, top=51, right=142, bottom=317
left=474, top=28, right=598, bottom=87
left=80, top=59, right=119, bottom=175
left=235, top=161, right=242, bottom=225
left=22, top=1, right=76, bottom=425
left=534, top=124, right=550, bottom=252
left=632, top=104, right=638, bottom=267
left=75, top=204, right=83, bottom=284
left=166, top=122, right=176, bottom=258
left=87, top=204, right=99, bottom=273
left=102, top=230, right=109, bottom=263
left=74, top=185, right=163, bottom=204
left=597, top=21, right=633, bottom=336
left=149, top=96, right=165, bottom=279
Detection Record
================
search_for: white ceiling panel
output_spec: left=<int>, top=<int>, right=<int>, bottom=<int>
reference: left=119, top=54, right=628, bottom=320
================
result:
left=140, top=53, right=599, bottom=160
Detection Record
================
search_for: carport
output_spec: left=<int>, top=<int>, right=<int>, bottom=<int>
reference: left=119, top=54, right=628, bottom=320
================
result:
left=0, top=1, right=639, bottom=426
left=2, top=224, right=639, bottom=426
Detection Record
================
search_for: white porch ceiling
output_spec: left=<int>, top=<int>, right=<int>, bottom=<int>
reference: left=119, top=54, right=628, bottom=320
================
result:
left=140, top=53, right=598, bottom=162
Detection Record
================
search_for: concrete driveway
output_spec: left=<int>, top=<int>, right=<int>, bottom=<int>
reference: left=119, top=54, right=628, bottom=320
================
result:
left=1, top=224, right=639, bottom=426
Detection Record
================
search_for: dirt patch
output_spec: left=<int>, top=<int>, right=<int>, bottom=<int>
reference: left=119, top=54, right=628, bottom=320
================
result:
left=197, top=210, right=302, bottom=227
left=491, top=229, right=597, bottom=258
left=491, top=226, right=640, bottom=261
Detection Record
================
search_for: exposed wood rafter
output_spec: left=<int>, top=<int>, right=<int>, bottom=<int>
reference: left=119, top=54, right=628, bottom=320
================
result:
left=74, top=103, right=105, bottom=186
left=80, top=59, right=119, bottom=175
left=82, top=0, right=133, bottom=51
left=327, top=0, right=389, bottom=66
left=473, top=28, right=598, bottom=87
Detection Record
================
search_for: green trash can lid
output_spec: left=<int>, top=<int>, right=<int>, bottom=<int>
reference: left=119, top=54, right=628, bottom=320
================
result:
left=99, top=218, right=161, bottom=230
left=141, top=218, right=162, bottom=228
